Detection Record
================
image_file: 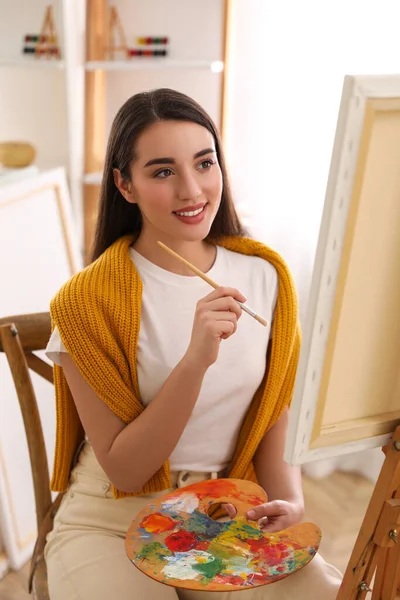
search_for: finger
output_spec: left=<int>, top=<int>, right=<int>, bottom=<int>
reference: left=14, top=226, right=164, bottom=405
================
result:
left=221, top=503, right=237, bottom=519
left=218, top=313, right=238, bottom=335
left=206, top=317, right=237, bottom=338
left=218, top=321, right=236, bottom=340
left=260, top=519, right=285, bottom=533
left=204, top=296, right=243, bottom=320
left=247, top=501, right=284, bottom=521
left=198, top=286, right=247, bottom=305
left=204, top=310, right=238, bottom=331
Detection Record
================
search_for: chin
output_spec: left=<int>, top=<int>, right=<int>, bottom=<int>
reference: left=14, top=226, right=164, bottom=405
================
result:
left=177, top=223, right=213, bottom=243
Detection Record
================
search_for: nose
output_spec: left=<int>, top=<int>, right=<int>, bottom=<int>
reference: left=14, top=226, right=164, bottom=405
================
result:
left=177, top=170, right=201, bottom=202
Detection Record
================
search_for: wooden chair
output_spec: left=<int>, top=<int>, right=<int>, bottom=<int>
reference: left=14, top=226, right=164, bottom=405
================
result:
left=0, top=312, right=63, bottom=600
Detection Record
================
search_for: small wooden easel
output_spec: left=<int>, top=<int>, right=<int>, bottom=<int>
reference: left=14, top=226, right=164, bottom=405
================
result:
left=336, top=425, right=400, bottom=599
left=35, top=5, right=59, bottom=58
left=107, top=6, right=128, bottom=60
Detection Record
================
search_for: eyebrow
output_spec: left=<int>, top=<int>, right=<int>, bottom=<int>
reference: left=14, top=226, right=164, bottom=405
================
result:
left=143, top=147, right=216, bottom=168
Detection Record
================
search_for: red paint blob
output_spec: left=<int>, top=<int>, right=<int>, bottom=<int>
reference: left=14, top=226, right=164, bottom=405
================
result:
left=165, top=530, right=198, bottom=552
left=246, top=538, right=290, bottom=566
left=246, top=570, right=272, bottom=584
left=216, top=574, right=245, bottom=586
left=193, top=539, right=210, bottom=551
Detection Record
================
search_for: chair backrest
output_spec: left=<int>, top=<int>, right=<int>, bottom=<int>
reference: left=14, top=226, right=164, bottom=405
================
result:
left=0, top=312, right=53, bottom=531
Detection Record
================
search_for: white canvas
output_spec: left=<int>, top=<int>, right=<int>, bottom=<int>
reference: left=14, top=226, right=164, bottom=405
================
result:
left=285, top=75, right=400, bottom=465
left=0, top=167, right=81, bottom=570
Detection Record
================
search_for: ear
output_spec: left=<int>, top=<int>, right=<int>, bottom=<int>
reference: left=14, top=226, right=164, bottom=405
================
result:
left=113, top=168, right=136, bottom=204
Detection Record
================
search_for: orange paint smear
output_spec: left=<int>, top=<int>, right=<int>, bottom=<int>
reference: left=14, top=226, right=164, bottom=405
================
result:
left=140, top=513, right=175, bottom=534
left=179, top=480, right=265, bottom=506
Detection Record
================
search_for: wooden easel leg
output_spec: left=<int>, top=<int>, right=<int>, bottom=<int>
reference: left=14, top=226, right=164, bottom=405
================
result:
left=35, top=6, right=50, bottom=56
left=336, top=427, right=400, bottom=599
left=371, top=547, right=387, bottom=599
left=35, top=4, right=58, bottom=57
left=396, top=490, right=400, bottom=596
left=361, top=546, right=379, bottom=597
left=372, top=497, right=400, bottom=599
left=381, top=539, right=400, bottom=599
left=108, top=7, right=115, bottom=60
left=107, top=6, right=128, bottom=59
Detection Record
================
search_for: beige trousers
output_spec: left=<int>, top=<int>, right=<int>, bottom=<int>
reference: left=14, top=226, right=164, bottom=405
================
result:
left=45, top=443, right=342, bottom=599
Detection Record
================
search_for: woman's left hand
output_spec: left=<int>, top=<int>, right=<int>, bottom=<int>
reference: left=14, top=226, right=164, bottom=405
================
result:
left=223, top=500, right=304, bottom=533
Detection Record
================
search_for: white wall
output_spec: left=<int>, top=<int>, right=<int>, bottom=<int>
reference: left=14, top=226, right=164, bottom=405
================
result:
left=224, top=0, right=400, bottom=482
left=105, top=0, right=224, bottom=150
left=225, top=0, right=400, bottom=323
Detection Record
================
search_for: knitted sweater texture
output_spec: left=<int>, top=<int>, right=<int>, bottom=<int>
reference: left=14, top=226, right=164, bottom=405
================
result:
left=50, top=235, right=301, bottom=498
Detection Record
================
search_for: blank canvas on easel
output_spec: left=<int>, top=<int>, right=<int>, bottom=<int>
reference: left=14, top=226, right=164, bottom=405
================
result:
left=285, top=76, right=400, bottom=466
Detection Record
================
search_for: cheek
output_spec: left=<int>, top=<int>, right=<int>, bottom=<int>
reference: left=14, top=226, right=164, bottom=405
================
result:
left=204, top=168, right=223, bottom=198
left=136, top=180, right=173, bottom=212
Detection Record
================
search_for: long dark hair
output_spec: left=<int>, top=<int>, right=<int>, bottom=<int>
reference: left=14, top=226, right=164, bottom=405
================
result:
left=91, top=88, right=247, bottom=262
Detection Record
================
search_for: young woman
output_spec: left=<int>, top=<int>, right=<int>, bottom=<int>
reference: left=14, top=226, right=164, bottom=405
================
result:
left=44, top=88, right=342, bottom=599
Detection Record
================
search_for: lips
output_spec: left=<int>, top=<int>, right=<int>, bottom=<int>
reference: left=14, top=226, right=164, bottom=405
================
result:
left=173, top=202, right=207, bottom=214
left=173, top=203, right=208, bottom=225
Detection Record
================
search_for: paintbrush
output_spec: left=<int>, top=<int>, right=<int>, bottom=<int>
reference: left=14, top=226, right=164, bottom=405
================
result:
left=157, top=241, right=268, bottom=327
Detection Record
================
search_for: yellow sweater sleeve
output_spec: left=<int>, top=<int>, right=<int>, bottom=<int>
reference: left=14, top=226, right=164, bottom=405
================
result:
left=50, top=234, right=301, bottom=498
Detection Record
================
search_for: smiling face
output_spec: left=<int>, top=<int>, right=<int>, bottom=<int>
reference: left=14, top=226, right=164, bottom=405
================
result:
left=115, top=120, right=223, bottom=244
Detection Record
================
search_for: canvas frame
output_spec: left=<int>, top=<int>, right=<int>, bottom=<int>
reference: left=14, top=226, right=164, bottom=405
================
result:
left=285, top=75, right=400, bottom=465
left=0, top=167, right=81, bottom=570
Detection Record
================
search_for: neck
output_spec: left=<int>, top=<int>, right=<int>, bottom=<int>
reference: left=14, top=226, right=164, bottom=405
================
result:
left=132, top=230, right=216, bottom=275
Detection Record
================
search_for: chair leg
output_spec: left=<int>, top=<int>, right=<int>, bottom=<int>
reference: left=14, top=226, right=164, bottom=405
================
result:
left=29, top=494, right=64, bottom=593
left=31, top=557, right=50, bottom=600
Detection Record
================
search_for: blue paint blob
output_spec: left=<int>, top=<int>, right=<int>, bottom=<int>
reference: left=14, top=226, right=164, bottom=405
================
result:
left=182, top=510, right=230, bottom=539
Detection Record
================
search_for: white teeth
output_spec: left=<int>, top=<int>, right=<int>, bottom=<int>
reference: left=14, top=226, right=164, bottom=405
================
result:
left=175, top=206, right=205, bottom=217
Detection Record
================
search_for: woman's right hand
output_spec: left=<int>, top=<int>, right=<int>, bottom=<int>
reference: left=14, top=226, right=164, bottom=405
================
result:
left=184, top=287, right=246, bottom=371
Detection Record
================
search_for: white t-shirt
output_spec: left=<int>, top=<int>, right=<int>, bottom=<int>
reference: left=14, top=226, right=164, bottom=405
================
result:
left=46, top=245, right=278, bottom=473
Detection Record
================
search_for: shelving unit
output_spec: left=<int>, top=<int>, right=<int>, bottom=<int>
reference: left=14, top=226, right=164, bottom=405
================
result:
left=82, top=0, right=230, bottom=262
left=85, top=60, right=224, bottom=71
left=0, top=0, right=231, bottom=263
left=0, top=57, right=65, bottom=69
left=0, top=0, right=86, bottom=244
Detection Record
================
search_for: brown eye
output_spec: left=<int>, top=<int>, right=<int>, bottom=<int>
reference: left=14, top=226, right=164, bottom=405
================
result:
left=154, top=168, right=174, bottom=178
left=198, top=159, right=215, bottom=170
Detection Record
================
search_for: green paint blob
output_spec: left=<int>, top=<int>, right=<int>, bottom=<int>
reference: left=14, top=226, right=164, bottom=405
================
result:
left=193, top=557, right=224, bottom=580
left=138, top=542, right=172, bottom=561
left=234, top=524, right=261, bottom=541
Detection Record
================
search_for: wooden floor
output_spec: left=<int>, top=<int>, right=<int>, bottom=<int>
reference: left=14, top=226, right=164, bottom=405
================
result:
left=0, top=470, right=398, bottom=599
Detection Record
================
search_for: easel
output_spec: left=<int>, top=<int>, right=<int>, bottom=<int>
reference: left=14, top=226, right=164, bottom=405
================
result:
left=336, top=425, right=400, bottom=599
left=35, top=5, right=59, bottom=58
left=107, top=6, right=128, bottom=60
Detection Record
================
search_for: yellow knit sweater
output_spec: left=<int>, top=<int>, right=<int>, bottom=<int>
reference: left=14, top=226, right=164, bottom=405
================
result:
left=50, top=234, right=301, bottom=499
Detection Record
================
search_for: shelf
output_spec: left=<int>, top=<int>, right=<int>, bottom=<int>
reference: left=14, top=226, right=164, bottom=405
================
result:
left=0, top=165, right=40, bottom=186
left=0, top=57, right=65, bottom=69
left=85, top=60, right=224, bottom=72
left=83, top=172, right=102, bottom=185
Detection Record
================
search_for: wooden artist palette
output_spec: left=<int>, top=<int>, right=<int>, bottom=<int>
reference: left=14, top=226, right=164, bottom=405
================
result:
left=125, top=479, right=321, bottom=592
